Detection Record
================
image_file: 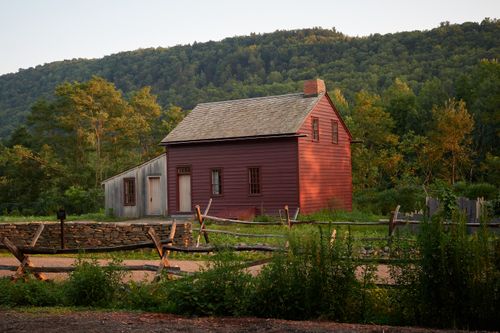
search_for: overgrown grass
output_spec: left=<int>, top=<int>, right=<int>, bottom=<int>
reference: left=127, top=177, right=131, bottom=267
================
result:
left=390, top=214, right=500, bottom=330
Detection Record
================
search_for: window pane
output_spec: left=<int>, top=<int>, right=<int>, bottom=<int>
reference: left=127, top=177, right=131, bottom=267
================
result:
left=211, top=169, right=221, bottom=195
left=249, top=167, right=260, bottom=194
left=312, top=118, right=319, bottom=141
left=332, top=120, right=338, bottom=144
left=124, top=178, right=136, bottom=206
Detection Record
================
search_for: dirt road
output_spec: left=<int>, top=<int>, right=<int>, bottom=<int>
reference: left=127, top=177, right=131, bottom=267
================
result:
left=0, top=310, right=483, bottom=333
left=0, top=256, right=391, bottom=282
left=0, top=257, right=204, bottom=282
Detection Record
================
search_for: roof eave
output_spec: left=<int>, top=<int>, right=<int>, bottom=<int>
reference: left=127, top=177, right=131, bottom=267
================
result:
left=161, top=133, right=306, bottom=146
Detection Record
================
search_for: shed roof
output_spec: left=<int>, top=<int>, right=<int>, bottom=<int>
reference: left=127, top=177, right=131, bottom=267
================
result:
left=161, top=93, right=323, bottom=144
left=101, top=154, right=165, bottom=184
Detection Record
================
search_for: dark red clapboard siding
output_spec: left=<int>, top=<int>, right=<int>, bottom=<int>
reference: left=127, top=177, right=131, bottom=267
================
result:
left=298, top=95, right=352, bottom=213
left=167, top=138, right=299, bottom=218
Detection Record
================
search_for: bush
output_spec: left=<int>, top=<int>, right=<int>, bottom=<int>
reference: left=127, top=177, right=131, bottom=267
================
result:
left=0, top=277, right=64, bottom=307
left=118, top=280, right=169, bottom=311
left=167, top=252, right=253, bottom=316
left=250, top=228, right=369, bottom=321
left=64, top=186, right=104, bottom=215
left=354, top=186, right=425, bottom=215
left=454, top=182, right=498, bottom=200
left=65, top=258, right=123, bottom=307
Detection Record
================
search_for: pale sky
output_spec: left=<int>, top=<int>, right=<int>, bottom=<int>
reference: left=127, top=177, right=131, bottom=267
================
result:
left=0, top=0, right=498, bottom=76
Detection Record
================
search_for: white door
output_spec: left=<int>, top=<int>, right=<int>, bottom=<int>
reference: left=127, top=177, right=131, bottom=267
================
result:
left=147, top=177, right=161, bottom=215
left=178, top=174, right=191, bottom=212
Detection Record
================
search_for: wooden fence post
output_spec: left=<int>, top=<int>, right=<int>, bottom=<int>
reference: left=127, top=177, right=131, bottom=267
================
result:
left=389, top=205, right=401, bottom=237
left=284, top=205, right=291, bottom=229
left=147, top=225, right=176, bottom=280
left=2, top=237, right=47, bottom=281
left=195, top=205, right=209, bottom=246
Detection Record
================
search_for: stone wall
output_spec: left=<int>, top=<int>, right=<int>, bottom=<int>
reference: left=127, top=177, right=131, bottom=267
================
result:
left=0, top=221, right=192, bottom=248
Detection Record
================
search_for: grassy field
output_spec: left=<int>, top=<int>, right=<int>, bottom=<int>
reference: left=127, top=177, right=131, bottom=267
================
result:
left=0, top=212, right=128, bottom=223
left=1, top=209, right=403, bottom=261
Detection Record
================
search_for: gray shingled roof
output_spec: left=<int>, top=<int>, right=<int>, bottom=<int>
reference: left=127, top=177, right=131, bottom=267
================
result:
left=161, top=93, right=323, bottom=144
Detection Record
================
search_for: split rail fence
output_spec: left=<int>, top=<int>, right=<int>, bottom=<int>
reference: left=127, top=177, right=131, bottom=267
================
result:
left=1, top=198, right=498, bottom=282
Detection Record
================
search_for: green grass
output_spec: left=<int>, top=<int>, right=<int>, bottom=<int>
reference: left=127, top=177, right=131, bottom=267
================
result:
left=0, top=209, right=399, bottom=262
left=299, top=209, right=384, bottom=222
left=0, top=212, right=131, bottom=223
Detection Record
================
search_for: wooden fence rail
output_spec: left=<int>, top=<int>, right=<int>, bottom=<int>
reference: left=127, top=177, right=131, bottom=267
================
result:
left=1, top=238, right=175, bottom=254
left=0, top=264, right=187, bottom=276
left=2, top=201, right=497, bottom=282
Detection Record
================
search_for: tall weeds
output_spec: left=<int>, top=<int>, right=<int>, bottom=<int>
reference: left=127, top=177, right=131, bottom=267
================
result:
left=250, top=227, right=371, bottom=321
left=391, top=213, right=500, bottom=330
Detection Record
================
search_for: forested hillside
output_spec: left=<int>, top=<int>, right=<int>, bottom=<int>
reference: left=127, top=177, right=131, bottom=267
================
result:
left=0, top=19, right=498, bottom=216
left=0, top=19, right=498, bottom=138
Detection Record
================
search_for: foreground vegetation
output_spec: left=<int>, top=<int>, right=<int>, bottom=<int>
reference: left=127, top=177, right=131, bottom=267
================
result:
left=1, top=213, right=498, bottom=331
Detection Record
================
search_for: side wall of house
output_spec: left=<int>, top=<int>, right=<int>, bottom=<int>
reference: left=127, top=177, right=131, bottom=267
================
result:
left=104, top=169, right=140, bottom=218
left=298, top=95, right=352, bottom=213
left=103, top=155, right=167, bottom=217
left=137, top=155, right=167, bottom=216
left=167, top=138, right=299, bottom=218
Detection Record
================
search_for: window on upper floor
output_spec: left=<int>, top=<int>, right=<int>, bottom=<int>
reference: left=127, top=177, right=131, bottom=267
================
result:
left=248, top=167, right=261, bottom=195
left=332, top=120, right=339, bottom=144
left=211, top=169, right=222, bottom=195
left=123, top=178, right=136, bottom=206
left=312, top=117, right=319, bottom=141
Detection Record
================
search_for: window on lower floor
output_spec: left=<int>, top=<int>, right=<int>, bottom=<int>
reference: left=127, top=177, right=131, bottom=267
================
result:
left=248, top=167, right=261, bottom=195
left=123, top=178, right=136, bottom=206
left=211, top=169, right=222, bottom=195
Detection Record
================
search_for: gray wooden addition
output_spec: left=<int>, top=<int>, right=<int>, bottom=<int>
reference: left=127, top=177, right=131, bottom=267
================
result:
left=102, top=154, right=167, bottom=218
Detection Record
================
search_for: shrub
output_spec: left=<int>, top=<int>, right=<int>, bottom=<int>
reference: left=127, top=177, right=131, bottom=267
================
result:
left=167, top=252, right=253, bottom=316
left=118, top=280, right=169, bottom=311
left=64, top=186, right=104, bottom=215
left=459, top=182, right=497, bottom=200
left=390, top=214, right=500, bottom=330
left=65, top=258, right=123, bottom=307
left=354, top=186, right=425, bottom=215
left=0, top=277, right=64, bottom=307
left=250, top=228, right=369, bottom=321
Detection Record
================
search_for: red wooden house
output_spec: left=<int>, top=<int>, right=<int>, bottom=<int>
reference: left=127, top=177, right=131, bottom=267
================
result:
left=161, top=79, right=352, bottom=218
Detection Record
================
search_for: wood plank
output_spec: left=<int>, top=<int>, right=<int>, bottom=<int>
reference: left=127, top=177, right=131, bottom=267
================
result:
left=2, top=237, right=47, bottom=280
left=147, top=228, right=164, bottom=258
left=203, top=215, right=283, bottom=225
left=0, top=264, right=188, bottom=276
left=155, top=222, right=177, bottom=279
left=15, top=238, right=175, bottom=255
left=196, top=205, right=209, bottom=246
left=30, top=224, right=45, bottom=247
left=203, top=228, right=286, bottom=238
left=163, top=244, right=283, bottom=253
left=389, top=205, right=401, bottom=237
left=284, top=205, right=291, bottom=229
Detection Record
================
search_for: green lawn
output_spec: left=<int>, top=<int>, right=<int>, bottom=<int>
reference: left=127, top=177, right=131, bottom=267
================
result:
left=0, top=212, right=130, bottom=223
left=1, top=209, right=411, bottom=261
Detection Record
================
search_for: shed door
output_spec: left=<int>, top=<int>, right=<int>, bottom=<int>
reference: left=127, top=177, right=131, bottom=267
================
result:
left=178, top=174, right=191, bottom=212
left=147, top=177, right=161, bottom=215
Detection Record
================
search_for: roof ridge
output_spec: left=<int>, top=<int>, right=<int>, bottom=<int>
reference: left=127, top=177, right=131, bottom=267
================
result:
left=197, top=92, right=304, bottom=106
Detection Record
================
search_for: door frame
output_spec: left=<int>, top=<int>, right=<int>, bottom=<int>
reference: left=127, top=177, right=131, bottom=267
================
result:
left=147, top=176, right=162, bottom=216
left=176, top=165, right=192, bottom=213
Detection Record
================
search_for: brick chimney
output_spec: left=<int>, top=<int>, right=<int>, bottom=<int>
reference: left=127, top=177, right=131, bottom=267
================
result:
left=303, top=79, right=326, bottom=97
